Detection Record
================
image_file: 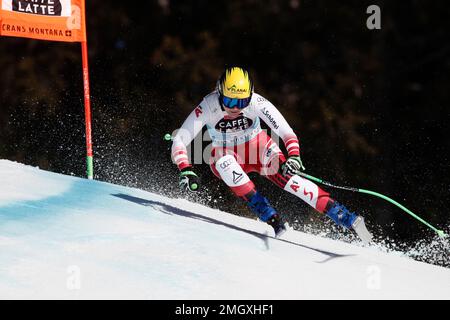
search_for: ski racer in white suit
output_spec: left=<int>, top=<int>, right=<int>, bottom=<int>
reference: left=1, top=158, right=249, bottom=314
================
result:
left=171, top=67, right=372, bottom=241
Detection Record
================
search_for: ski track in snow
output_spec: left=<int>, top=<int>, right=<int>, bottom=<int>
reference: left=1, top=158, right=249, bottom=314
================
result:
left=0, top=159, right=449, bottom=299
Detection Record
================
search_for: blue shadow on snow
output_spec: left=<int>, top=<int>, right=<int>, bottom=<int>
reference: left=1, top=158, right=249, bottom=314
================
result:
left=112, top=193, right=355, bottom=263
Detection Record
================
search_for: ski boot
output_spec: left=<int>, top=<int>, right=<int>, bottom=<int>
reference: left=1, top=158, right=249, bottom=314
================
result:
left=326, top=201, right=373, bottom=243
left=267, top=214, right=288, bottom=238
left=247, top=191, right=288, bottom=237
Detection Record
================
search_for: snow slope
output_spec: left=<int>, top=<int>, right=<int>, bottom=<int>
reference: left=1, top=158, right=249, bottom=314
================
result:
left=0, top=160, right=449, bottom=299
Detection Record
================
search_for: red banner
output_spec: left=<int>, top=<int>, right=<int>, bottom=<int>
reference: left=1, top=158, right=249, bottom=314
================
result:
left=0, top=0, right=86, bottom=42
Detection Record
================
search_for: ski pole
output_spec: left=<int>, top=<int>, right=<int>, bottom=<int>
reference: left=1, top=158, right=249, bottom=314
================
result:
left=297, top=172, right=447, bottom=238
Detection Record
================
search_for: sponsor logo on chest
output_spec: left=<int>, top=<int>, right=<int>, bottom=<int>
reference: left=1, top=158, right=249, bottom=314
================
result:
left=215, top=115, right=253, bottom=132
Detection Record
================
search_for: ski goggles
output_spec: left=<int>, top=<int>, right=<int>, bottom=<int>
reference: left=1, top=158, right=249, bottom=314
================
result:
left=221, top=95, right=252, bottom=109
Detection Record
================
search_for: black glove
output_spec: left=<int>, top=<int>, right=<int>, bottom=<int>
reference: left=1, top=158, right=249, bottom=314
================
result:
left=179, top=168, right=200, bottom=192
left=281, top=155, right=306, bottom=176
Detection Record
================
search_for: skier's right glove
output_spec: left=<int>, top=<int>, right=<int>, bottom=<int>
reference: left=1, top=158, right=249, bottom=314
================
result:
left=179, top=168, right=200, bottom=192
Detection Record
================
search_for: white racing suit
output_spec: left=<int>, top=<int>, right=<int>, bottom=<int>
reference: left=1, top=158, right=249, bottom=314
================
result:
left=171, top=91, right=333, bottom=215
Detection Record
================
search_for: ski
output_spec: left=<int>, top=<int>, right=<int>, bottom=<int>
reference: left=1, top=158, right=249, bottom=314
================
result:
left=352, top=216, right=373, bottom=244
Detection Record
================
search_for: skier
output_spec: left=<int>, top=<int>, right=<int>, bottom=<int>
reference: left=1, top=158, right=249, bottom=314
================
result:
left=171, top=66, right=372, bottom=242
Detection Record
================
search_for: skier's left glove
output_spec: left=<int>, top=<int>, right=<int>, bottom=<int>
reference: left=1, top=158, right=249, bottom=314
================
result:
left=179, top=167, right=200, bottom=192
left=281, top=155, right=306, bottom=177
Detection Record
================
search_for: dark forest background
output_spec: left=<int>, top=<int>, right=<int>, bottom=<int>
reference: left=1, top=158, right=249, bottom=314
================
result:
left=1, top=1, right=449, bottom=260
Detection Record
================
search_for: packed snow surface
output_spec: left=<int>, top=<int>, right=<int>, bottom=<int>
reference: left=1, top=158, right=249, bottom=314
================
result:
left=0, top=160, right=448, bottom=299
